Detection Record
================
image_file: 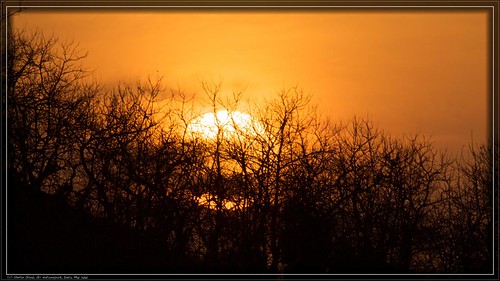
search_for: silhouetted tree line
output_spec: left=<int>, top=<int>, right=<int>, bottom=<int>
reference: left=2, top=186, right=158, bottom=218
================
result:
left=6, top=29, right=496, bottom=274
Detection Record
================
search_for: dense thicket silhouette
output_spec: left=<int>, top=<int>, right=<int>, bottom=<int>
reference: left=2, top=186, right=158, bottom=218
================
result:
left=6, top=29, right=495, bottom=275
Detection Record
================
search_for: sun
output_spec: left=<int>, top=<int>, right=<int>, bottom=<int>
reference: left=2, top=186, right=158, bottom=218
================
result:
left=196, top=193, right=242, bottom=211
left=187, top=110, right=262, bottom=139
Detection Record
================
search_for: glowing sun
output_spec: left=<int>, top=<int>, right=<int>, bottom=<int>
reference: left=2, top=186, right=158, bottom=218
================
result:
left=187, top=110, right=262, bottom=139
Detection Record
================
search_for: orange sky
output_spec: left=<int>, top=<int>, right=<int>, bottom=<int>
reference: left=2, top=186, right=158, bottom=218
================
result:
left=13, top=9, right=489, bottom=155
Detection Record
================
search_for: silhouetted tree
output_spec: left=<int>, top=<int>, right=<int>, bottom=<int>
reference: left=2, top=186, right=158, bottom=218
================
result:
left=325, top=118, right=453, bottom=272
left=7, top=27, right=493, bottom=274
left=425, top=142, right=493, bottom=272
left=7, top=29, right=99, bottom=196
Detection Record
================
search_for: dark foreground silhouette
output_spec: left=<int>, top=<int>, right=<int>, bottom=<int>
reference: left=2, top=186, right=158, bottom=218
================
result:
left=5, top=180, right=463, bottom=275
left=7, top=179, right=202, bottom=274
left=6, top=179, right=417, bottom=274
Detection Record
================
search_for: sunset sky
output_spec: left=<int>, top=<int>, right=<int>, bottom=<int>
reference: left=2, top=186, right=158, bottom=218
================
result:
left=13, top=9, right=490, bottom=155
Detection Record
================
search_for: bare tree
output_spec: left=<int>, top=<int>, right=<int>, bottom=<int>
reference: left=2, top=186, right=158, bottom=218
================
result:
left=8, top=29, right=99, bottom=196
left=323, top=118, right=453, bottom=272
left=427, top=142, right=493, bottom=272
left=78, top=78, right=165, bottom=222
